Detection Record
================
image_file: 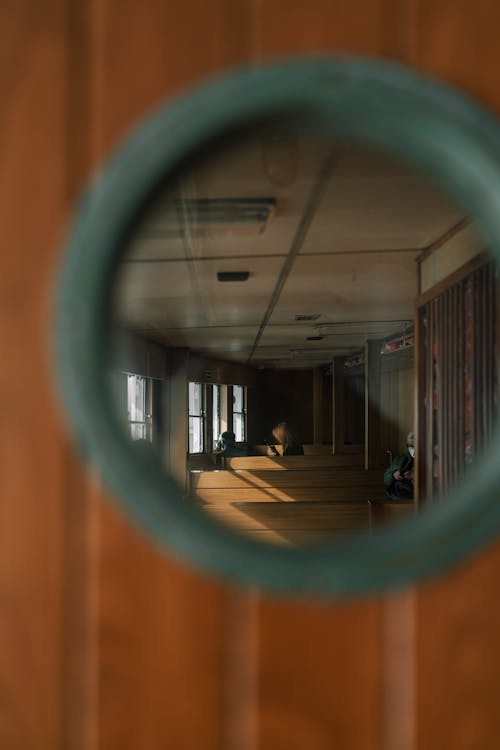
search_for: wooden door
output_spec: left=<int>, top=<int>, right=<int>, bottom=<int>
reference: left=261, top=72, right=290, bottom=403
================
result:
left=2, top=1, right=500, bottom=748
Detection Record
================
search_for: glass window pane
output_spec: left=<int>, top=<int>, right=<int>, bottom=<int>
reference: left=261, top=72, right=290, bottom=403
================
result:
left=233, top=384, right=243, bottom=412
left=130, top=422, right=146, bottom=441
left=212, top=386, right=220, bottom=446
left=189, top=416, right=203, bottom=453
left=233, top=413, right=244, bottom=442
left=127, top=374, right=145, bottom=422
left=188, top=381, right=195, bottom=413
left=125, top=374, right=154, bottom=443
left=189, top=382, right=203, bottom=416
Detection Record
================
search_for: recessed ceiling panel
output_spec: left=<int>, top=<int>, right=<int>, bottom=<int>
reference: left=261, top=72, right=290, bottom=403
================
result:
left=114, top=255, right=285, bottom=331
left=302, top=178, right=463, bottom=253
left=136, top=325, right=259, bottom=354
left=125, top=133, right=331, bottom=262
left=269, top=252, right=419, bottom=326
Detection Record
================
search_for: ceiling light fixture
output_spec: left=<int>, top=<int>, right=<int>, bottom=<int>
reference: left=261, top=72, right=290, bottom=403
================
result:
left=294, top=314, right=321, bottom=322
left=217, top=271, right=250, bottom=282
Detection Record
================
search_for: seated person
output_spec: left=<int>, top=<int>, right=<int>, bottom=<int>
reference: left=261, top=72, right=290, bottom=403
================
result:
left=384, top=432, right=415, bottom=500
left=268, top=422, right=304, bottom=456
left=215, top=431, right=248, bottom=458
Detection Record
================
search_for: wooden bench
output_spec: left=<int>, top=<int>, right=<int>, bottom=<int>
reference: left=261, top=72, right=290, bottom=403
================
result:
left=223, top=454, right=364, bottom=470
left=195, top=486, right=386, bottom=503
left=190, top=468, right=385, bottom=503
left=251, top=444, right=340, bottom=456
left=369, top=499, right=416, bottom=526
left=203, top=499, right=416, bottom=546
left=191, top=468, right=382, bottom=489
left=204, top=501, right=372, bottom=546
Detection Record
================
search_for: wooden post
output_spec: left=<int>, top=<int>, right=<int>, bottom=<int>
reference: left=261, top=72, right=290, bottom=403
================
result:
left=414, top=307, right=426, bottom=508
left=227, top=385, right=234, bottom=435
left=167, top=350, right=189, bottom=490
left=332, top=357, right=345, bottom=455
left=313, top=366, right=324, bottom=445
left=219, top=384, right=229, bottom=435
left=365, top=340, right=382, bottom=469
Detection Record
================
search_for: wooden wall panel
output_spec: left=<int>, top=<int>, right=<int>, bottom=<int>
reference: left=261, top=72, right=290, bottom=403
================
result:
left=94, top=0, right=254, bottom=154
left=97, top=507, right=227, bottom=749
left=247, top=369, right=314, bottom=445
left=258, top=597, right=384, bottom=750
left=332, top=357, right=346, bottom=454
left=379, top=360, right=414, bottom=461
left=365, top=340, right=382, bottom=469
left=416, top=0, right=500, bottom=111
left=0, top=1, right=73, bottom=745
left=251, top=6, right=391, bottom=749
left=417, top=543, right=500, bottom=750
left=412, top=3, right=500, bottom=747
left=2, top=1, right=500, bottom=749
left=249, top=0, right=386, bottom=60
left=88, top=2, right=255, bottom=748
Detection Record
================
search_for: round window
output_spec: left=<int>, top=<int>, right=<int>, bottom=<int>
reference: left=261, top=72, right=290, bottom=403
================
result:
left=56, top=58, right=500, bottom=595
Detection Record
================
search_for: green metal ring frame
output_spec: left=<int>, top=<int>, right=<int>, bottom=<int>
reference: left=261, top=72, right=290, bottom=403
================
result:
left=56, top=57, right=500, bottom=596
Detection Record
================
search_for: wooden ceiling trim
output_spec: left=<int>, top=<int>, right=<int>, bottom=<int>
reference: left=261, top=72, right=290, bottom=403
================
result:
left=415, top=216, right=471, bottom=264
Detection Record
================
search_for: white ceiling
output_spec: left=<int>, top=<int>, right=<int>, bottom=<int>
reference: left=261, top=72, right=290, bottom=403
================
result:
left=113, top=128, right=467, bottom=369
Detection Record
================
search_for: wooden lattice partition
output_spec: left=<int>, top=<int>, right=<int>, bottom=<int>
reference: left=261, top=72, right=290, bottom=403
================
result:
left=416, top=257, right=498, bottom=501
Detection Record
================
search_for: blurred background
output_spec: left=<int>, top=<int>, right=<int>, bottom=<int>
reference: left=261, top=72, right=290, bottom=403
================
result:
left=2, top=1, right=500, bottom=748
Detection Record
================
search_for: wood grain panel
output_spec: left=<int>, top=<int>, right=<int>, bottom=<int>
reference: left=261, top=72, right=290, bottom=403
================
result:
left=252, top=444, right=339, bottom=455
left=207, top=500, right=371, bottom=527
left=258, top=595, right=384, bottom=750
left=225, top=454, right=364, bottom=470
left=413, top=4, right=500, bottom=746
left=97, top=503, right=227, bottom=749
left=89, top=2, right=256, bottom=748
left=249, top=5, right=422, bottom=750
left=205, top=501, right=372, bottom=546
left=0, top=1, right=73, bottom=745
left=95, top=0, right=254, bottom=155
left=197, top=487, right=385, bottom=502
left=192, top=468, right=383, bottom=488
left=3, top=1, right=500, bottom=749
left=416, top=0, right=500, bottom=112
left=417, top=542, right=500, bottom=750
left=251, top=5, right=394, bottom=749
left=365, top=339, right=383, bottom=469
left=250, top=0, right=385, bottom=60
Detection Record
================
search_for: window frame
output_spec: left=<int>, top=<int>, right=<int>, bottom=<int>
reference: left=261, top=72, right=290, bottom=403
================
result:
left=57, top=57, right=500, bottom=595
left=125, top=373, right=153, bottom=442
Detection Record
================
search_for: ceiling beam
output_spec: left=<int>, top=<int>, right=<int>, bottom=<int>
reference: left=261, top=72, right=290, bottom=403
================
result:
left=123, top=247, right=421, bottom=264
left=247, top=150, right=338, bottom=363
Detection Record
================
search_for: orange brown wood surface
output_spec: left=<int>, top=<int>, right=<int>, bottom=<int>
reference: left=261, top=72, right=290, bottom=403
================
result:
left=1, top=2, right=72, bottom=745
left=1, top=1, right=500, bottom=749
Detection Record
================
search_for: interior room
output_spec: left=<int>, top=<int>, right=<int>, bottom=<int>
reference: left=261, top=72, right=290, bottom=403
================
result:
left=110, top=124, right=495, bottom=545
left=8, top=3, right=500, bottom=746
